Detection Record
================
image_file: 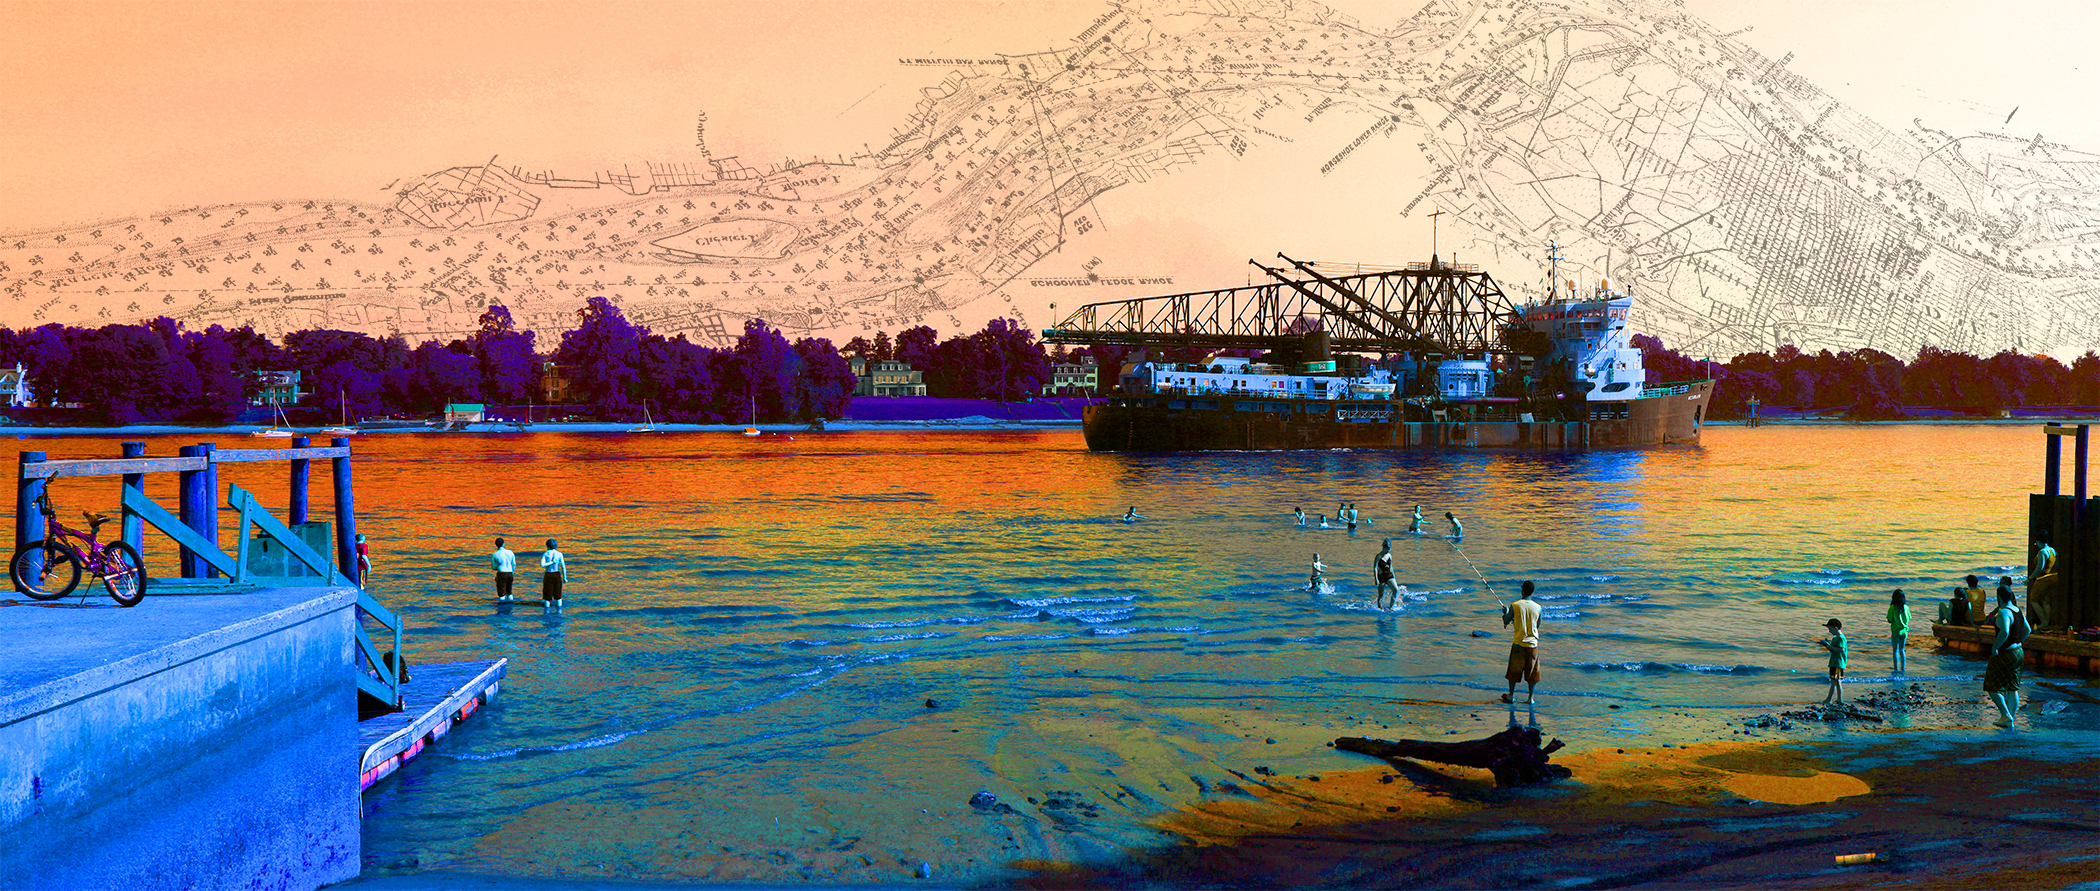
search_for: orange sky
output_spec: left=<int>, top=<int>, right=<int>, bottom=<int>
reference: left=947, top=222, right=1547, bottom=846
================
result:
left=4, top=0, right=2094, bottom=232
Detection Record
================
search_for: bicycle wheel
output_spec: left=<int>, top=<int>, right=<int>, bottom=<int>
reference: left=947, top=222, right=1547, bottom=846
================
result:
left=99, top=541, right=147, bottom=607
left=12, top=539, right=83, bottom=599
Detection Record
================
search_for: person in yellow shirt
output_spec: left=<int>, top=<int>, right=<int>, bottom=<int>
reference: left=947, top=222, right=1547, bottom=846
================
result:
left=1499, top=580, right=1542, bottom=704
left=2029, top=533, right=2058, bottom=629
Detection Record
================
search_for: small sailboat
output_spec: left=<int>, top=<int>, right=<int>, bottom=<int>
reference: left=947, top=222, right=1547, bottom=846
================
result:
left=742, top=394, right=761, bottom=436
left=628, top=400, right=657, bottom=433
left=252, top=404, right=295, bottom=438
left=319, top=389, right=357, bottom=435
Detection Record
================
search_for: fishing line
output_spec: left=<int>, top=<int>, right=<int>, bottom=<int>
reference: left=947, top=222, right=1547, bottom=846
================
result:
left=1448, top=539, right=1503, bottom=607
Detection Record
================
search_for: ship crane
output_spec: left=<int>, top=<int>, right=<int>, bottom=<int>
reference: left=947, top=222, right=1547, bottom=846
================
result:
left=1041, top=253, right=1531, bottom=359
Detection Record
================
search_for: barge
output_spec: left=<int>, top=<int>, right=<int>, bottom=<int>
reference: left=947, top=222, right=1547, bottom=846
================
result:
left=1075, top=246, right=1713, bottom=452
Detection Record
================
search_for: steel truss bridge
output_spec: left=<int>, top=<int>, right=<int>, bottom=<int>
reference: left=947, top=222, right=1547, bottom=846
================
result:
left=1041, top=254, right=1530, bottom=357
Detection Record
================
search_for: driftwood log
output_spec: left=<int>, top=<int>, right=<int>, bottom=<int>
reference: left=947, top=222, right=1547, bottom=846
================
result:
left=1335, top=725, right=1571, bottom=787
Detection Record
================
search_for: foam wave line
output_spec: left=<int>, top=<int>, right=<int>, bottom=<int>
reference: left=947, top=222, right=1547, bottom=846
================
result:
left=1569, top=660, right=1772, bottom=675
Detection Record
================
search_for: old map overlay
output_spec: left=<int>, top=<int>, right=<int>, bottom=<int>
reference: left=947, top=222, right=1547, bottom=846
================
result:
left=4, top=0, right=2095, bottom=358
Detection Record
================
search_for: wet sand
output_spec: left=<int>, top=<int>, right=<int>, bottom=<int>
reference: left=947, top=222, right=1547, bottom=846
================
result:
left=1006, top=732, right=2097, bottom=889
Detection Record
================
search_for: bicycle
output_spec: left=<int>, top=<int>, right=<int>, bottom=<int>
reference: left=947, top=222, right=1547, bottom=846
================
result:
left=10, top=493, right=148, bottom=607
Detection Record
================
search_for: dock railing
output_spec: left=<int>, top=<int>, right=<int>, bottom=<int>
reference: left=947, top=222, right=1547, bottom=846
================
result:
left=15, top=439, right=403, bottom=711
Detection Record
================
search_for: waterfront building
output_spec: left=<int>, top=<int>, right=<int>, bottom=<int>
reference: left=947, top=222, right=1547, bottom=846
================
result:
left=0, top=362, right=32, bottom=407
left=1043, top=356, right=1099, bottom=396
left=847, top=357, right=927, bottom=397
left=254, top=370, right=303, bottom=406
left=540, top=361, right=577, bottom=404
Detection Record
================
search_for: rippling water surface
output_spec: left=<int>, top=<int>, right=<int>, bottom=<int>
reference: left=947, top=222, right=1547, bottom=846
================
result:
left=17, top=426, right=2052, bottom=883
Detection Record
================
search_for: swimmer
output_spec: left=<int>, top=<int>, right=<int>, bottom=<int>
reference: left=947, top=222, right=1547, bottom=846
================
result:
left=1375, top=538, right=1398, bottom=609
left=1121, top=507, right=1146, bottom=523
left=1407, top=504, right=1425, bottom=534
left=1446, top=511, right=1464, bottom=538
left=1346, top=502, right=1359, bottom=531
left=1307, top=553, right=1327, bottom=591
left=1293, top=506, right=1306, bottom=527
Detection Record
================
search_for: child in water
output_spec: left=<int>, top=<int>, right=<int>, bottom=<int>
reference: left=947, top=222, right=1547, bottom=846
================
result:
left=1293, top=506, right=1306, bottom=526
left=1407, top=504, right=1425, bottom=534
left=1446, top=512, right=1464, bottom=538
left=1818, top=618, right=1847, bottom=702
left=1121, top=507, right=1145, bottom=522
left=1306, top=553, right=1327, bottom=591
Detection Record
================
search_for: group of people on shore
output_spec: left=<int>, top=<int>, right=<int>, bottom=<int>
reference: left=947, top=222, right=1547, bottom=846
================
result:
left=1817, top=572, right=2035, bottom=727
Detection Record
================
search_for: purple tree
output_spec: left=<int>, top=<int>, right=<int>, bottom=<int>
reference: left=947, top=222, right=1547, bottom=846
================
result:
left=638, top=334, right=721, bottom=422
left=728, top=318, right=802, bottom=422
left=967, top=318, right=1052, bottom=401
left=553, top=296, right=646, bottom=418
left=406, top=341, right=483, bottom=411
left=894, top=325, right=939, bottom=372
left=471, top=305, right=541, bottom=405
left=792, top=337, right=857, bottom=421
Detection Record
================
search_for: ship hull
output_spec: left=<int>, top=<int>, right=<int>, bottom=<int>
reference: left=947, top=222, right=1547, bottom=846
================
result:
left=1081, top=381, right=1713, bottom=452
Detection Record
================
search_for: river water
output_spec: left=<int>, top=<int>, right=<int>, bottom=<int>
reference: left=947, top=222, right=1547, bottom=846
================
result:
left=12, top=425, right=2075, bottom=883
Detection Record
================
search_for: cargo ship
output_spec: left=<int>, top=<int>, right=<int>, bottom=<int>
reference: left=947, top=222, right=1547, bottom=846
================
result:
left=1070, top=246, right=1714, bottom=452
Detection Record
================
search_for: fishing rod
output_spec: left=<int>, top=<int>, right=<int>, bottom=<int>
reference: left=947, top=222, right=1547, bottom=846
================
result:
left=1448, top=539, right=1504, bottom=609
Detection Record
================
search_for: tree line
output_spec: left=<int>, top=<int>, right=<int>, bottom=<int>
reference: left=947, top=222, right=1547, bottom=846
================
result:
left=3, top=293, right=2088, bottom=425
left=0, top=297, right=1087, bottom=425
left=1635, top=336, right=2100, bottom=419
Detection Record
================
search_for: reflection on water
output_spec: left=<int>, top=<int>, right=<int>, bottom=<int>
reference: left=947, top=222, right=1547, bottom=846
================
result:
left=6, top=426, right=2053, bottom=883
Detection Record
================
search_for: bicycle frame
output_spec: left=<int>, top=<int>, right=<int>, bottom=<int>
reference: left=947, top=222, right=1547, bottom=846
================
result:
left=34, top=499, right=115, bottom=577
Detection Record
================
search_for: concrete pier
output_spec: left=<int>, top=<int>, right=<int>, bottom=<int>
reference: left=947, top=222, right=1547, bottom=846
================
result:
left=1, top=587, right=361, bottom=890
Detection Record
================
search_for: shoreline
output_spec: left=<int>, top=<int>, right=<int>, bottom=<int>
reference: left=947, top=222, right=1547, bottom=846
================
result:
left=4, top=416, right=2095, bottom=439
left=0, top=418, right=1084, bottom=437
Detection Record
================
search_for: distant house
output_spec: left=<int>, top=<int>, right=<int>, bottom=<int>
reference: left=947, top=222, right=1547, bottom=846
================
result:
left=540, top=361, right=576, bottom=404
left=255, top=370, right=303, bottom=406
left=1042, top=356, right=1099, bottom=396
left=443, top=403, right=486, bottom=424
left=0, top=363, right=32, bottom=408
left=847, top=357, right=927, bottom=397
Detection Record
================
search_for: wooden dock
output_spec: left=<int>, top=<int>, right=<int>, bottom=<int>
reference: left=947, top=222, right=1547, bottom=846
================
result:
left=358, top=658, right=506, bottom=791
left=1931, top=623, right=2100, bottom=675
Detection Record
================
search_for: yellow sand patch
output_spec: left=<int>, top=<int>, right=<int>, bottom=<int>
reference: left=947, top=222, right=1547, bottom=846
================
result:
left=1558, top=741, right=1871, bottom=807
left=1155, top=738, right=1871, bottom=847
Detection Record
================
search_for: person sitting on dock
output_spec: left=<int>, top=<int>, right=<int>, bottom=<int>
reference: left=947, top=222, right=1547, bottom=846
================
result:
left=1965, top=575, right=1990, bottom=627
left=1375, top=539, right=1398, bottom=609
left=1886, top=589, right=1909, bottom=673
left=541, top=539, right=567, bottom=612
left=1307, top=553, right=1327, bottom=592
left=1984, top=585, right=2030, bottom=727
left=492, top=537, right=516, bottom=602
left=1446, top=512, right=1464, bottom=538
left=1817, top=618, right=1847, bottom=703
left=1408, top=504, right=1425, bottom=534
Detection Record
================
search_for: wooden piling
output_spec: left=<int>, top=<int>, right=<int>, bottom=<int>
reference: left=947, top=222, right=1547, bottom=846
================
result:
left=290, top=436, right=311, bottom=526
left=177, top=445, right=206, bottom=578
left=16, top=451, right=45, bottom=555
left=120, top=442, right=145, bottom=555
left=331, top=437, right=359, bottom=587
